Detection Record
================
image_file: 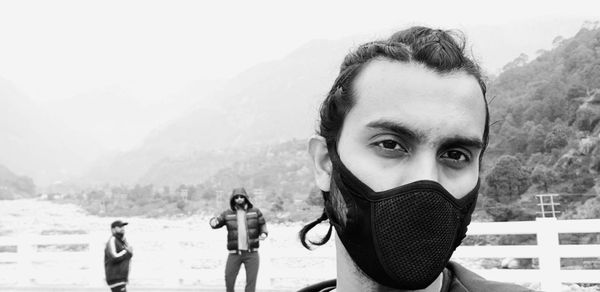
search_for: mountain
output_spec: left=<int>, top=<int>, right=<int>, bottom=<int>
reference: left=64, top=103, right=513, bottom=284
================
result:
left=41, top=79, right=225, bottom=152
left=0, top=164, right=36, bottom=199
left=81, top=37, right=357, bottom=185
left=62, top=23, right=600, bottom=221
left=481, top=25, right=600, bottom=220
left=0, top=77, right=104, bottom=186
left=487, top=25, right=600, bottom=158
left=82, top=24, right=600, bottom=195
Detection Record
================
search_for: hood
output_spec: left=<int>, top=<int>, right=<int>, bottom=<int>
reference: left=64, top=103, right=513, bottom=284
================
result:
left=229, top=187, right=253, bottom=211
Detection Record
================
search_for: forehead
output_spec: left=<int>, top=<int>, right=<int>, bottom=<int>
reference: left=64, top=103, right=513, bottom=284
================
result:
left=349, top=59, right=486, bottom=141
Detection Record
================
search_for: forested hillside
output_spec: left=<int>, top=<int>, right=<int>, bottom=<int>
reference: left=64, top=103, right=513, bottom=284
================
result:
left=0, top=164, right=35, bottom=199
left=480, top=25, right=600, bottom=221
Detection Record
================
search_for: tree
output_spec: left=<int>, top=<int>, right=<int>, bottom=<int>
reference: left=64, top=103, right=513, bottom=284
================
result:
left=544, top=124, right=569, bottom=152
left=530, top=165, right=557, bottom=192
left=526, top=124, right=547, bottom=154
left=569, top=196, right=600, bottom=219
left=187, top=185, right=201, bottom=201
left=570, top=173, right=596, bottom=194
left=552, top=36, right=565, bottom=48
left=566, top=84, right=587, bottom=99
left=484, top=155, right=531, bottom=204
left=502, top=53, right=529, bottom=72
left=87, top=190, right=105, bottom=201
left=482, top=199, right=536, bottom=222
left=574, top=107, right=599, bottom=132
left=591, top=145, right=600, bottom=172
left=202, top=187, right=216, bottom=200
left=176, top=200, right=187, bottom=211
left=270, top=195, right=285, bottom=213
left=162, top=186, right=170, bottom=196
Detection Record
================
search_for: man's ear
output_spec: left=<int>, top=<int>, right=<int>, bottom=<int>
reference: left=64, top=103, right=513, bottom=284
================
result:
left=308, top=135, right=332, bottom=192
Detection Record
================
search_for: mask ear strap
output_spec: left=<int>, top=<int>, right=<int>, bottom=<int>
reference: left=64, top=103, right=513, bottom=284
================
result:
left=299, top=209, right=333, bottom=250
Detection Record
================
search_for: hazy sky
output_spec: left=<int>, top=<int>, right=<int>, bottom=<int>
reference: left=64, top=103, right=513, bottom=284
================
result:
left=1, top=0, right=598, bottom=103
left=1, top=0, right=599, bottom=185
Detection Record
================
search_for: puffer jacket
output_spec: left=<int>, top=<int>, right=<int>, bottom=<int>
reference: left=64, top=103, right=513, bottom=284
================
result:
left=210, top=188, right=268, bottom=251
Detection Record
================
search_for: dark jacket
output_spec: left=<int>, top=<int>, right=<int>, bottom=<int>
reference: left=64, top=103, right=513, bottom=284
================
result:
left=210, top=187, right=268, bottom=251
left=297, top=261, right=537, bottom=292
left=104, top=235, right=132, bottom=286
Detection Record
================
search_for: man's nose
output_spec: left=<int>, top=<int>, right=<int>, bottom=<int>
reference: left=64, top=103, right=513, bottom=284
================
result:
left=406, top=151, right=439, bottom=183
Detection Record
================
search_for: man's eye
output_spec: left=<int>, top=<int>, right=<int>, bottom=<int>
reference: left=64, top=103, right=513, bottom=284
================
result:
left=374, top=140, right=407, bottom=152
left=440, top=150, right=470, bottom=164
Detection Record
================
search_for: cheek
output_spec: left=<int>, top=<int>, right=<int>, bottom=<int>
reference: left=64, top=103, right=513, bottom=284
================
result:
left=441, top=169, right=479, bottom=199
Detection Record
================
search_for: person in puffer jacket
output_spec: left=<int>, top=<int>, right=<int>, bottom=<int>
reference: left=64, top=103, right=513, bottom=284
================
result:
left=210, top=187, right=268, bottom=292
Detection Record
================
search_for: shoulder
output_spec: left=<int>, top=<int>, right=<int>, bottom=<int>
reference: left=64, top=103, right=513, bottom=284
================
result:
left=297, top=279, right=336, bottom=292
left=447, top=262, right=536, bottom=292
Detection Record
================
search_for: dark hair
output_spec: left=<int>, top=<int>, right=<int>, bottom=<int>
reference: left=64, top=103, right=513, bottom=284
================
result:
left=299, top=26, right=489, bottom=249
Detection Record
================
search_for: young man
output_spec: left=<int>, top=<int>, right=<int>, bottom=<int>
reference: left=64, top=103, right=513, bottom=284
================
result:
left=104, top=220, right=133, bottom=292
left=299, top=27, right=535, bottom=291
left=210, top=187, right=268, bottom=292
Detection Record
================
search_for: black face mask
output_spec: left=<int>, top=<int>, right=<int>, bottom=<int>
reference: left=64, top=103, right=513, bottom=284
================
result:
left=114, top=230, right=125, bottom=239
left=325, top=147, right=479, bottom=290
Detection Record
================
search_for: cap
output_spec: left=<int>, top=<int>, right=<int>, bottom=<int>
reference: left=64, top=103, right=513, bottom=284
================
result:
left=111, top=220, right=128, bottom=228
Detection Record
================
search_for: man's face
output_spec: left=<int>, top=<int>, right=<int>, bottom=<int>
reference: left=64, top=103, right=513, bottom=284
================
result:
left=336, top=60, right=486, bottom=198
left=234, top=195, right=245, bottom=205
left=113, top=226, right=125, bottom=235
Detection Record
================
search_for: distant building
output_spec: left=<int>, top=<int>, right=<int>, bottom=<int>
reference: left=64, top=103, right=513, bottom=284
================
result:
left=178, top=188, right=188, bottom=200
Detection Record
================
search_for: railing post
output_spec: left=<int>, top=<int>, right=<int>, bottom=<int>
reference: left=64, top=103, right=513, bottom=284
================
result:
left=536, top=217, right=561, bottom=292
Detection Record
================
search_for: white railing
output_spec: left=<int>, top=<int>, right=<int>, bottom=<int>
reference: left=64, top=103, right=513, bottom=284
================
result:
left=0, top=223, right=337, bottom=291
left=0, top=218, right=599, bottom=291
left=455, top=218, right=600, bottom=292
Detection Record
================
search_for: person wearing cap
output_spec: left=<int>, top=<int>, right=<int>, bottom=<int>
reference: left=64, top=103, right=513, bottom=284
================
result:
left=210, top=187, right=268, bottom=292
left=104, top=220, right=133, bottom=292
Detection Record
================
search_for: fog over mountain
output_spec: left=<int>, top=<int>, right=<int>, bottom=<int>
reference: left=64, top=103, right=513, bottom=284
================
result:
left=94, top=21, right=591, bottom=187
left=79, top=38, right=354, bottom=186
left=0, top=77, right=104, bottom=186
left=2, top=19, right=595, bottom=188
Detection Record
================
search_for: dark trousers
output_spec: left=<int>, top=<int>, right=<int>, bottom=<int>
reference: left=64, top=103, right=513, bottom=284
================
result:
left=110, top=284, right=126, bottom=292
left=225, top=250, right=260, bottom=292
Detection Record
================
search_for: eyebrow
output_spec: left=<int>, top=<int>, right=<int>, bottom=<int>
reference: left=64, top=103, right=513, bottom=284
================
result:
left=438, top=136, right=484, bottom=151
left=366, top=120, right=426, bottom=143
left=365, top=119, right=484, bottom=150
